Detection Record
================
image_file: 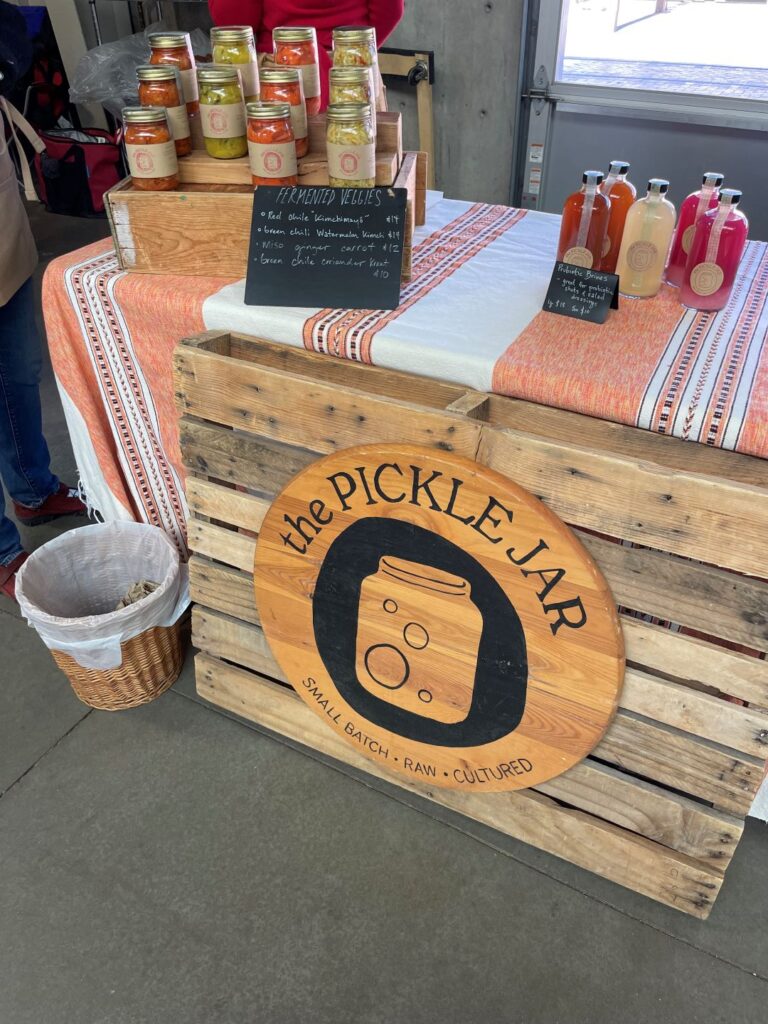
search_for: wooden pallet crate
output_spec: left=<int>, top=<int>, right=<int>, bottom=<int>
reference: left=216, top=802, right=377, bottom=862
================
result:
left=174, top=329, right=768, bottom=918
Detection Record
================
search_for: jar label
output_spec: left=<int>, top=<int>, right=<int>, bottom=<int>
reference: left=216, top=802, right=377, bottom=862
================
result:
left=626, top=240, right=658, bottom=272
left=690, top=262, right=724, bottom=297
left=166, top=103, right=191, bottom=141
left=179, top=67, right=199, bottom=105
left=248, top=139, right=298, bottom=179
left=299, top=61, right=321, bottom=99
left=327, top=141, right=376, bottom=182
left=238, top=62, right=260, bottom=99
left=288, top=101, right=308, bottom=140
left=682, top=224, right=696, bottom=254
left=563, top=246, right=593, bottom=269
left=126, top=141, right=178, bottom=179
left=200, top=101, right=247, bottom=139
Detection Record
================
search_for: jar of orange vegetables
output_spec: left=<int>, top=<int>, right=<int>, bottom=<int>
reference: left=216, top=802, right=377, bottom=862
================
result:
left=123, top=107, right=179, bottom=191
left=147, top=32, right=198, bottom=114
left=260, top=67, right=308, bottom=158
left=136, top=65, right=191, bottom=157
left=273, top=26, right=320, bottom=116
left=247, top=102, right=298, bottom=186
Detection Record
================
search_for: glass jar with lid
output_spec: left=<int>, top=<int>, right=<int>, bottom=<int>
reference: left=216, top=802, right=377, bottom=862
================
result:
left=328, top=66, right=375, bottom=110
left=211, top=26, right=260, bottom=102
left=122, top=107, right=179, bottom=192
left=326, top=103, right=375, bottom=188
left=148, top=32, right=198, bottom=114
left=136, top=66, right=191, bottom=157
left=247, top=102, right=298, bottom=187
left=197, top=65, right=248, bottom=159
left=332, top=26, right=379, bottom=103
left=260, top=67, right=308, bottom=158
left=273, top=26, right=320, bottom=116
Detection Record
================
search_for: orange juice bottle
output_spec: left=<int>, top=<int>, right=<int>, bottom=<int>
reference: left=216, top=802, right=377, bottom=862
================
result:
left=600, top=160, right=636, bottom=274
left=556, top=170, right=610, bottom=270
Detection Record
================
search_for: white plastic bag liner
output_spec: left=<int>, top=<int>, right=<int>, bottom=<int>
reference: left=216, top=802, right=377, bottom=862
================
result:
left=16, top=522, right=189, bottom=670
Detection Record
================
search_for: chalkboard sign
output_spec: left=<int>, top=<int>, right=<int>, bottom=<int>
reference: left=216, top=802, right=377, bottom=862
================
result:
left=543, top=262, right=620, bottom=325
left=244, top=185, right=407, bottom=310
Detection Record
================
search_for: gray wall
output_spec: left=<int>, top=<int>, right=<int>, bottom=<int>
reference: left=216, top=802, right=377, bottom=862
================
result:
left=386, top=0, right=525, bottom=203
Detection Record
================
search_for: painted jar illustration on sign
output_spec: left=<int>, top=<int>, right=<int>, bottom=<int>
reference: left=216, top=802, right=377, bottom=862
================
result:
left=355, top=557, right=484, bottom=724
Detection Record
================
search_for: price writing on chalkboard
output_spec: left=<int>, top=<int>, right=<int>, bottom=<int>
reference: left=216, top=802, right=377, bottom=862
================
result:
left=245, top=186, right=408, bottom=311
left=543, top=262, right=620, bottom=325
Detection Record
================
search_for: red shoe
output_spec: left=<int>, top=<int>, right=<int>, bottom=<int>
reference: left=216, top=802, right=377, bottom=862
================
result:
left=13, top=484, right=87, bottom=526
left=0, top=552, right=29, bottom=602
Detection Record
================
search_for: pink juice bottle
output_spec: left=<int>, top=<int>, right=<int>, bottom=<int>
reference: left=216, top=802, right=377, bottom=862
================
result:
left=665, top=171, right=724, bottom=287
left=680, top=189, right=748, bottom=312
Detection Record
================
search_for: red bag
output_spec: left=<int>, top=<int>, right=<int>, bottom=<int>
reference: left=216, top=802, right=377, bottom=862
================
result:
left=33, top=127, right=124, bottom=217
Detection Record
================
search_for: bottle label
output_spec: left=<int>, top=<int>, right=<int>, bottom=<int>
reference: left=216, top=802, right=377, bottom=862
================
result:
left=248, top=139, right=298, bottom=178
left=200, top=102, right=247, bottom=139
left=166, top=104, right=191, bottom=141
left=690, top=262, right=724, bottom=297
left=179, top=67, right=199, bottom=105
left=126, top=141, right=178, bottom=179
left=238, top=62, right=260, bottom=99
left=288, top=101, right=308, bottom=140
left=682, top=224, right=696, bottom=255
left=626, top=240, right=659, bottom=272
left=327, top=141, right=375, bottom=181
left=563, top=246, right=593, bottom=269
left=300, top=61, right=321, bottom=99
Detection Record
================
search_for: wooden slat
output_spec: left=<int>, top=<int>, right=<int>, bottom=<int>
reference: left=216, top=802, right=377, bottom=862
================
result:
left=192, top=607, right=744, bottom=866
left=478, top=427, right=768, bottom=578
left=187, top=554, right=764, bottom=814
left=188, top=520, right=254, bottom=573
left=177, top=148, right=400, bottom=187
left=174, top=344, right=484, bottom=458
left=195, top=654, right=725, bottom=917
left=186, top=476, right=268, bottom=532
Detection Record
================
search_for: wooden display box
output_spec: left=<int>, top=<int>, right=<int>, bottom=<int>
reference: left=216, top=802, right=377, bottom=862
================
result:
left=105, top=150, right=426, bottom=282
left=174, top=329, right=768, bottom=920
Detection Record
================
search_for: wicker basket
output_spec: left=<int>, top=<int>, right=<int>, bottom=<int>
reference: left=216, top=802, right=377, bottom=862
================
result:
left=51, top=620, right=184, bottom=710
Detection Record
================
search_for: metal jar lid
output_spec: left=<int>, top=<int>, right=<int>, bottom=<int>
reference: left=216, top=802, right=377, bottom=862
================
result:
left=273, top=26, right=316, bottom=43
left=326, top=102, right=372, bottom=123
left=211, top=26, right=255, bottom=45
left=197, top=65, right=242, bottom=85
left=246, top=101, right=292, bottom=120
left=261, top=67, right=302, bottom=84
left=122, top=106, right=170, bottom=124
left=147, top=32, right=190, bottom=49
left=329, top=66, right=373, bottom=85
left=136, top=64, right=179, bottom=82
left=332, top=26, right=376, bottom=43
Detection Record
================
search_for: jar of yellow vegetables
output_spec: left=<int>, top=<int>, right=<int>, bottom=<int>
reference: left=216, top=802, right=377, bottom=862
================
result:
left=326, top=103, right=375, bottom=188
left=328, top=66, right=375, bottom=110
left=197, top=65, right=247, bottom=159
left=210, top=26, right=260, bottom=102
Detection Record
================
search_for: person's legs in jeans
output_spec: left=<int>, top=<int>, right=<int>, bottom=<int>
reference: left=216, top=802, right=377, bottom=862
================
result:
left=0, top=277, right=59, bottom=565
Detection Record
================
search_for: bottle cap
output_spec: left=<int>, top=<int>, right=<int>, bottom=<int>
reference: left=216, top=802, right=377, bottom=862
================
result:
left=609, top=160, right=630, bottom=175
left=582, top=170, right=604, bottom=185
left=647, top=178, right=669, bottom=193
left=703, top=172, right=725, bottom=187
left=719, top=188, right=742, bottom=205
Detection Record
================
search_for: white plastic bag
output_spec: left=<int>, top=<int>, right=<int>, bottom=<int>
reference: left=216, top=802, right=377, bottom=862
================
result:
left=16, top=522, right=189, bottom=670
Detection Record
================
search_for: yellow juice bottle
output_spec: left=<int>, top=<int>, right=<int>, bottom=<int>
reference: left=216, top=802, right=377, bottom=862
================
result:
left=615, top=179, right=677, bottom=298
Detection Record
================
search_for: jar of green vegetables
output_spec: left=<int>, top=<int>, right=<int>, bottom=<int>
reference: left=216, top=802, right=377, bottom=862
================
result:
left=197, top=65, right=248, bottom=159
left=210, top=26, right=260, bottom=102
left=326, top=103, right=375, bottom=188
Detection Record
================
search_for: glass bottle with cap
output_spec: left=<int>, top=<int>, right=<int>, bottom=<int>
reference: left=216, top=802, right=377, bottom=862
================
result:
left=556, top=170, right=611, bottom=270
left=615, top=179, right=676, bottom=298
left=332, top=26, right=380, bottom=105
left=211, top=26, right=260, bottom=103
left=665, top=172, right=724, bottom=287
left=122, top=107, right=178, bottom=192
left=600, top=160, right=636, bottom=274
left=680, top=189, right=748, bottom=312
left=260, top=67, right=309, bottom=158
left=326, top=103, right=375, bottom=187
left=136, top=66, right=191, bottom=157
left=329, top=66, right=375, bottom=111
left=273, top=27, right=321, bottom=116
left=148, top=32, right=198, bottom=115
left=197, top=65, right=248, bottom=159
left=247, top=101, right=298, bottom=186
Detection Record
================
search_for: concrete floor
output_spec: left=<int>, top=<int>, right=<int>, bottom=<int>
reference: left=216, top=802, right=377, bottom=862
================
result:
left=1, top=207, right=767, bottom=1023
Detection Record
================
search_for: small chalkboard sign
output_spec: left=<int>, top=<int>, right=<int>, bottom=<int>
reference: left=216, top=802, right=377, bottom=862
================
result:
left=543, top=262, right=620, bottom=324
left=244, top=185, right=407, bottom=310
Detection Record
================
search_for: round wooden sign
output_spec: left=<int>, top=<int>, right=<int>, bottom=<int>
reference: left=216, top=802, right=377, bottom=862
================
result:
left=254, top=444, right=624, bottom=791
